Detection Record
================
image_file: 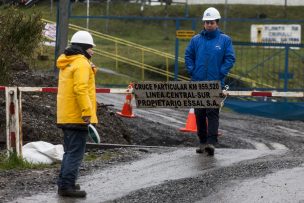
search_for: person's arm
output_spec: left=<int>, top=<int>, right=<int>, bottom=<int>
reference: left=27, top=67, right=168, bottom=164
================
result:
left=220, top=38, right=235, bottom=80
left=185, top=38, right=196, bottom=76
left=90, top=62, right=98, bottom=74
left=73, top=60, right=92, bottom=122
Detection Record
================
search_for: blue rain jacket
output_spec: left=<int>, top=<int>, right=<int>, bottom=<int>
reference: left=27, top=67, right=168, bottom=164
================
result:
left=185, top=28, right=235, bottom=87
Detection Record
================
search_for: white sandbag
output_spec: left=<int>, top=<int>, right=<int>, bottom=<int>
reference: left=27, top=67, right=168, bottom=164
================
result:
left=23, top=147, right=54, bottom=164
left=41, top=144, right=64, bottom=162
left=22, top=141, right=64, bottom=164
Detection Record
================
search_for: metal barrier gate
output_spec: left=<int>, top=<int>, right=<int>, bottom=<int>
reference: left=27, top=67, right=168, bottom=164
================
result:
left=1, top=85, right=303, bottom=156
left=0, top=86, right=131, bottom=156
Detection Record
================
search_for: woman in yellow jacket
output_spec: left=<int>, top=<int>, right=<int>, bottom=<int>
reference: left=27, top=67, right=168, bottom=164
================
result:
left=56, top=30, right=97, bottom=198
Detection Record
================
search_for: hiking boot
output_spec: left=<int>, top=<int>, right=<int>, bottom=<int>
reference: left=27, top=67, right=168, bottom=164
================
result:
left=73, top=184, right=80, bottom=190
left=205, top=144, right=215, bottom=156
left=196, top=144, right=207, bottom=154
left=58, top=188, right=87, bottom=198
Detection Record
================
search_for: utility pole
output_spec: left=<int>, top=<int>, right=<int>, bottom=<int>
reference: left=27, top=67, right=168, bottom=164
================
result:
left=163, top=0, right=169, bottom=40
left=106, top=0, right=110, bottom=33
left=54, top=0, right=69, bottom=75
left=86, top=0, right=90, bottom=30
left=50, top=0, right=53, bottom=16
left=284, top=0, right=287, bottom=17
left=185, top=0, right=189, bottom=17
left=223, top=0, right=228, bottom=33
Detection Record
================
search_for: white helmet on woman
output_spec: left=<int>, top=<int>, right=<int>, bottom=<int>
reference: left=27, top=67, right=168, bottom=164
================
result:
left=202, top=7, right=221, bottom=21
left=70, top=31, right=95, bottom=46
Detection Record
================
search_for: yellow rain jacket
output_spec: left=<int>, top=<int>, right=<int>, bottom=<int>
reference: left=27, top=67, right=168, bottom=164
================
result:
left=56, top=54, right=98, bottom=124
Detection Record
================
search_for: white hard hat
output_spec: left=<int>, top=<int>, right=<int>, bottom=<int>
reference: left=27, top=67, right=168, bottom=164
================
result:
left=202, top=7, right=221, bottom=21
left=70, top=31, right=95, bottom=46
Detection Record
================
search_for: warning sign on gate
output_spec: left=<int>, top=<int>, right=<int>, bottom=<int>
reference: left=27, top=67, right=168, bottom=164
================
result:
left=133, top=81, right=224, bottom=108
left=176, top=30, right=195, bottom=39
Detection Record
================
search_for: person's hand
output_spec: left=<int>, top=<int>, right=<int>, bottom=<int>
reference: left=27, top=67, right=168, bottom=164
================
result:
left=90, top=62, right=96, bottom=69
left=90, top=62, right=97, bottom=74
left=219, top=91, right=228, bottom=98
left=82, top=116, right=91, bottom=124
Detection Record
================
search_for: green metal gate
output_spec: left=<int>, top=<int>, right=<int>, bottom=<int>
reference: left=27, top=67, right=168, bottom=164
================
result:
left=228, top=42, right=304, bottom=91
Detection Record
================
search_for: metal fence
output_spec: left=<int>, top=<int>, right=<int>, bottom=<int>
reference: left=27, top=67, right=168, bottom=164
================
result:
left=227, top=42, right=304, bottom=92
left=60, top=2, right=304, bottom=90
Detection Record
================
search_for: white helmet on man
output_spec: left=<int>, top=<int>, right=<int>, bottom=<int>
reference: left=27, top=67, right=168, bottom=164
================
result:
left=202, top=7, right=221, bottom=21
left=70, top=31, right=95, bottom=46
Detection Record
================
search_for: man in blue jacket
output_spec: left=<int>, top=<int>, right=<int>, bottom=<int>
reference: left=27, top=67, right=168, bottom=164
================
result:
left=185, top=7, right=235, bottom=156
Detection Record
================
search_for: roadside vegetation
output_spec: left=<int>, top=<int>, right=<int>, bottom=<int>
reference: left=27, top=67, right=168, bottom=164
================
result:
left=0, top=152, right=52, bottom=170
left=0, top=7, right=44, bottom=84
left=0, top=150, right=121, bottom=171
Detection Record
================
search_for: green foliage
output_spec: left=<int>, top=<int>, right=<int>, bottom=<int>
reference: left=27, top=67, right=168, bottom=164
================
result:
left=84, top=152, right=98, bottom=161
left=99, top=150, right=121, bottom=161
left=0, top=151, right=51, bottom=170
left=0, top=7, right=44, bottom=84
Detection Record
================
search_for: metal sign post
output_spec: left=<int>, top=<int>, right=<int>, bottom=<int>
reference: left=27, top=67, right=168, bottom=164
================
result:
left=174, top=20, right=180, bottom=81
left=54, top=0, right=69, bottom=75
left=175, top=28, right=195, bottom=81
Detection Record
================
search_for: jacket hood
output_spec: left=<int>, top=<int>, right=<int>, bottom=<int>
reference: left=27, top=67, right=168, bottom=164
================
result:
left=56, top=54, right=85, bottom=70
left=201, top=28, right=222, bottom=39
left=65, top=44, right=92, bottom=59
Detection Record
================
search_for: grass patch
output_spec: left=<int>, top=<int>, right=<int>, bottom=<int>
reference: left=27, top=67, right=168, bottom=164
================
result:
left=0, top=151, right=52, bottom=171
left=84, top=152, right=99, bottom=161
left=99, top=151, right=117, bottom=161
left=0, top=150, right=123, bottom=170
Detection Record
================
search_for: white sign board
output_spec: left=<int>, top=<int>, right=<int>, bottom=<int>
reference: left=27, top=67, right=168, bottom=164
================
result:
left=134, top=81, right=224, bottom=109
left=42, top=23, right=56, bottom=47
left=251, top=24, right=301, bottom=44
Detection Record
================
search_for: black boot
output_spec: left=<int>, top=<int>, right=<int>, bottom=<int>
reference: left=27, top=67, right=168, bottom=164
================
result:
left=58, top=188, right=86, bottom=198
left=196, top=144, right=207, bottom=154
left=205, top=144, right=215, bottom=156
left=73, top=184, right=81, bottom=190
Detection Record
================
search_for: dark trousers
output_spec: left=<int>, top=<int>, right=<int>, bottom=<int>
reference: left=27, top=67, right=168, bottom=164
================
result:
left=194, top=108, right=219, bottom=145
left=57, top=128, right=87, bottom=189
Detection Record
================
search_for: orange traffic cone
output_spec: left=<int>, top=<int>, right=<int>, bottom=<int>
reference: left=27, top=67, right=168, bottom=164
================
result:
left=180, top=108, right=197, bottom=133
left=117, top=84, right=135, bottom=118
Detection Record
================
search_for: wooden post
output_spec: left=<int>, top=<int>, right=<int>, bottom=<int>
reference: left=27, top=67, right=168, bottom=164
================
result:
left=18, top=90, right=23, bottom=156
left=5, top=87, right=22, bottom=156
